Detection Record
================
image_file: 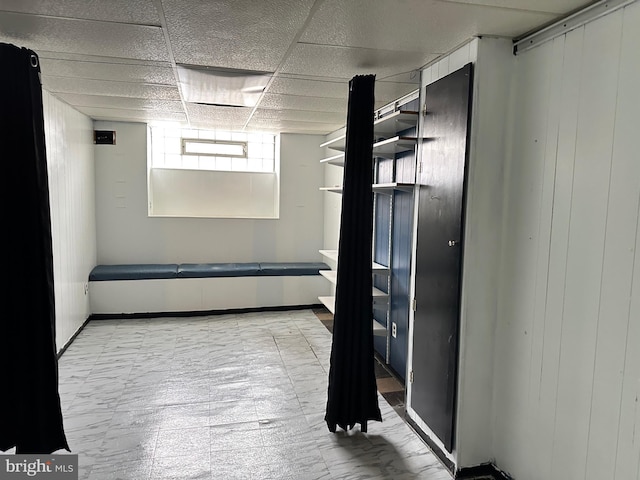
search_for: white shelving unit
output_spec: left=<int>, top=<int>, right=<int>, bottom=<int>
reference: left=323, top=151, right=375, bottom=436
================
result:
left=319, top=92, right=420, bottom=360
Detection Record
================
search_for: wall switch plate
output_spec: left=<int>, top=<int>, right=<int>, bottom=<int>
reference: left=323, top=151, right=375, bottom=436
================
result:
left=392, top=322, right=397, bottom=338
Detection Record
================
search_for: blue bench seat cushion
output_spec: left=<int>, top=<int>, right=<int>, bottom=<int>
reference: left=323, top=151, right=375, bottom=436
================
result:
left=258, top=262, right=329, bottom=276
left=178, top=263, right=261, bottom=278
left=89, top=264, right=178, bottom=281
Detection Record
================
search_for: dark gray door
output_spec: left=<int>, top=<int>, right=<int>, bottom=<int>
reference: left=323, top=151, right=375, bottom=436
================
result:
left=410, top=63, right=472, bottom=452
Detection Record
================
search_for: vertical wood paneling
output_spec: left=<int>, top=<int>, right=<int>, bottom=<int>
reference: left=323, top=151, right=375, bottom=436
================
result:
left=42, top=92, right=96, bottom=350
left=586, top=5, right=639, bottom=479
left=551, top=12, right=622, bottom=479
left=527, top=34, right=566, bottom=478
left=612, top=3, right=640, bottom=479
left=493, top=5, right=640, bottom=480
left=493, top=41, right=551, bottom=472
left=534, top=30, right=583, bottom=479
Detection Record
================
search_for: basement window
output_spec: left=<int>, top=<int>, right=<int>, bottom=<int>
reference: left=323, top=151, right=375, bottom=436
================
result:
left=147, top=126, right=279, bottom=219
left=181, top=138, right=247, bottom=158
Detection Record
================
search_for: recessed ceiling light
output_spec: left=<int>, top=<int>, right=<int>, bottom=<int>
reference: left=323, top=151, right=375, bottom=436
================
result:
left=177, top=65, right=272, bottom=108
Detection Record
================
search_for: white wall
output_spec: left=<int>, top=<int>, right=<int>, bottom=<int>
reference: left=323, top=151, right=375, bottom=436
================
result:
left=94, top=121, right=325, bottom=264
left=42, top=91, right=96, bottom=351
left=493, top=3, right=640, bottom=479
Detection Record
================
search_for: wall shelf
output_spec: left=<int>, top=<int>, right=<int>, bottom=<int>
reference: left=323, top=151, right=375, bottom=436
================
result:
left=374, top=110, right=419, bottom=137
left=317, top=295, right=388, bottom=337
left=372, top=136, right=418, bottom=158
left=319, top=186, right=343, bottom=193
left=320, top=153, right=345, bottom=166
left=373, top=182, right=414, bottom=194
left=320, top=135, right=346, bottom=151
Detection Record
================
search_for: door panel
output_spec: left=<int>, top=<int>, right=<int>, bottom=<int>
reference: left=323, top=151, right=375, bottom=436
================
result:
left=410, top=63, right=472, bottom=452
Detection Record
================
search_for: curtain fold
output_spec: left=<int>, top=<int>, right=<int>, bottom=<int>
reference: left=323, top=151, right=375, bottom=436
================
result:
left=325, top=74, right=381, bottom=433
left=0, top=42, right=69, bottom=454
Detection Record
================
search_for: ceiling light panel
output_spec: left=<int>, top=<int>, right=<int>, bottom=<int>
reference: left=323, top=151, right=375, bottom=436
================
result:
left=0, top=0, right=161, bottom=25
left=0, top=11, right=169, bottom=61
left=177, top=65, right=271, bottom=107
left=160, top=0, right=316, bottom=71
left=39, top=59, right=176, bottom=85
left=280, top=43, right=438, bottom=80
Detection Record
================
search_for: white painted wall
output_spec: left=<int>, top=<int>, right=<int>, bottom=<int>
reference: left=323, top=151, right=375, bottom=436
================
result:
left=405, top=37, right=514, bottom=468
left=42, top=91, right=96, bottom=351
left=94, top=121, right=325, bottom=265
left=493, top=3, right=640, bottom=480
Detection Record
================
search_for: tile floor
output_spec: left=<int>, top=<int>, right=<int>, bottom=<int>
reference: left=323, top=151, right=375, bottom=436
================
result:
left=31, top=309, right=452, bottom=479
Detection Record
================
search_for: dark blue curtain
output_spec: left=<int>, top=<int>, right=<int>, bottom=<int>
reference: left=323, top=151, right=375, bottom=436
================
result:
left=0, top=43, right=69, bottom=454
left=325, top=74, right=382, bottom=433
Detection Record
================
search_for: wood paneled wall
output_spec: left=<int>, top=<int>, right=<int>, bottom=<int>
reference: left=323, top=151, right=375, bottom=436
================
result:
left=494, top=4, right=640, bottom=479
left=42, top=91, right=96, bottom=351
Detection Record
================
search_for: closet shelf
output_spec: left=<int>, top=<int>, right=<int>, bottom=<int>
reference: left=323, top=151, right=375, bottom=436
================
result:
left=318, top=296, right=388, bottom=337
left=319, top=250, right=390, bottom=275
left=372, top=182, right=414, bottom=194
left=372, top=136, right=418, bottom=158
left=319, top=186, right=343, bottom=193
left=374, top=110, right=419, bottom=137
left=320, top=153, right=345, bottom=166
left=320, top=135, right=346, bottom=151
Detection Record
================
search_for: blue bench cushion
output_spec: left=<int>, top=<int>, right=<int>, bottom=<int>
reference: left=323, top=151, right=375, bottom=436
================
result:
left=178, top=263, right=261, bottom=278
left=90, top=262, right=330, bottom=281
left=89, top=264, right=178, bottom=281
left=258, top=262, right=329, bottom=276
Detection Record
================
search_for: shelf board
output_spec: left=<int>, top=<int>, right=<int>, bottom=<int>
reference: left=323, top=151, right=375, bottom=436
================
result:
left=319, top=250, right=391, bottom=274
left=320, top=135, right=346, bottom=151
left=319, top=186, right=343, bottom=194
left=372, top=136, right=417, bottom=158
left=319, top=249, right=338, bottom=262
left=319, top=269, right=337, bottom=284
left=320, top=153, right=345, bottom=166
left=373, top=182, right=414, bottom=194
left=317, top=296, right=387, bottom=337
left=373, top=110, right=419, bottom=137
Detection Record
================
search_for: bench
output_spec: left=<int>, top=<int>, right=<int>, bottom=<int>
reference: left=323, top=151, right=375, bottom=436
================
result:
left=88, top=262, right=330, bottom=316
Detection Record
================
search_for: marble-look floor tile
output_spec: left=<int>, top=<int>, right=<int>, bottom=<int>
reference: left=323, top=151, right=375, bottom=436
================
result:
left=55, top=310, right=452, bottom=480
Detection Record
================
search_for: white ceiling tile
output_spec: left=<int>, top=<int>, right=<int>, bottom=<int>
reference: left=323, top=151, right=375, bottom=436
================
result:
left=246, top=118, right=343, bottom=135
left=39, top=58, right=176, bottom=85
left=0, top=0, right=161, bottom=25
left=280, top=43, right=437, bottom=80
left=0, top=11, right=169, bottom=61
left=54, top=93, right=184, bottom=113
left=437, top=0, right=592, bottom=15
left=185, top=104, right=253, bottom=127
left=42, top=77, right=181, bottom=100
left=259, top=93, right=347, bottom=113
left=375, top=82, right=420, bottom=105
left=299, top=0, right=561, bottom=54
left=160, top=0, right=316, bottom=71
left=252, top=109, right=346, bottom=124
left=267, top=76, right=349, bottom=99
left=75, top=106, right=187, bottom=124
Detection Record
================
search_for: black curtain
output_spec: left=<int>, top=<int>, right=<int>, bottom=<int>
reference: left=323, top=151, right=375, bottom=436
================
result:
left=325, top=74, right=382, bottom=433
left=0, top=43, right=69, bottom=454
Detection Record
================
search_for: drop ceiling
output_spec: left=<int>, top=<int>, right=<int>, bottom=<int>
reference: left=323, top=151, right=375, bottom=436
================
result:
left=0, top=0, right=595, bottom=135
